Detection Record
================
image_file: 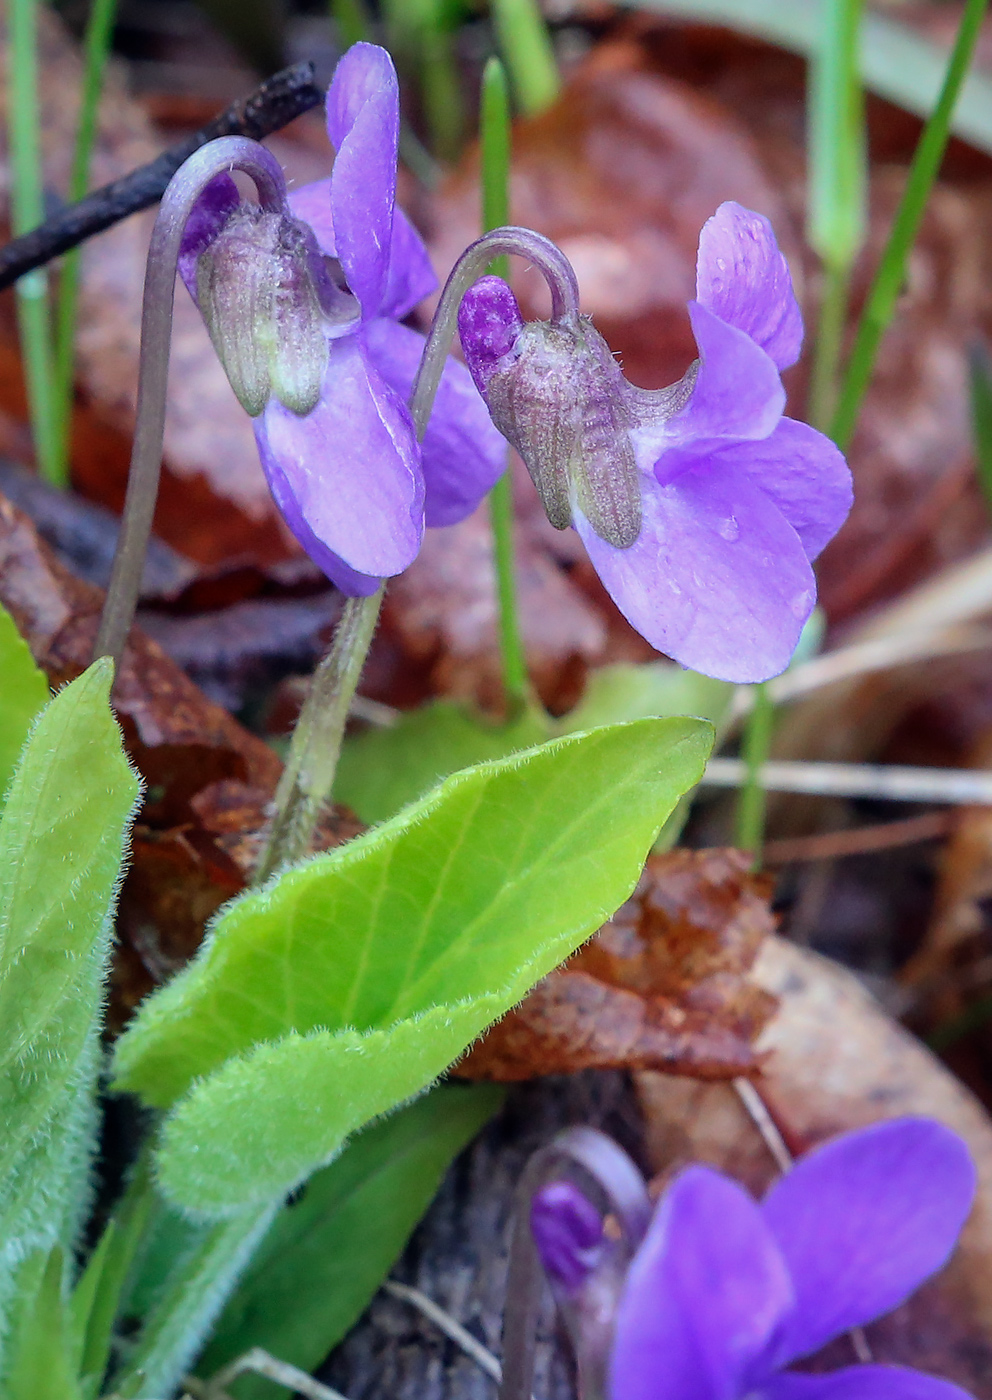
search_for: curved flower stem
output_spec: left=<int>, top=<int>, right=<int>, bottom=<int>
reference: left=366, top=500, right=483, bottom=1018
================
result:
left=410, top=225, right=580, bottom=438
left=93, top=136, right=288, bottom=669
left=501, top=1127, right=650, bottom=1400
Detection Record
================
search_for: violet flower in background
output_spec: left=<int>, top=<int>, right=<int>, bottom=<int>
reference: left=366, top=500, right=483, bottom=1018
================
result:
left=459, top=202, right=853, bottom=683
left=180, top=42, right=504, bottom=595
left=531, top=1118, right=977, bottom=1400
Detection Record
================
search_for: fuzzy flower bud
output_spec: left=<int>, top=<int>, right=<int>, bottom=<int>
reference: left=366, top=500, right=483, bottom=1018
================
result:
left=196, top=204, right=359, bottom=418
left=459, top=277, right=642, bottom=550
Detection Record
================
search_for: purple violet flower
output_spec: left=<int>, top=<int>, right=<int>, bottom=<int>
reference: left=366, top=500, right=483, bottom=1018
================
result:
left=531, top=1118, right=977, bottom=1400
left=179, top=43, right=504, bottom=595
left=458, top=202, right=854, bottom=683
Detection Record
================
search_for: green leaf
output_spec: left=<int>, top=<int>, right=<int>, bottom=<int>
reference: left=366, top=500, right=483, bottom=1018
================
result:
left=0, top=603, right=48, bottom=807
left=4, top=1248, right=84, bottom=1400
left=335, top=700, right=548, bottom=825
left=970, top=342, right=992, bottom=518
left=113, top=717, right=711, bottom=1214
left=0, top=660, right=141, bottom=1339
left=199, top=1084, right=504, bottom=1399
left=556, top=662, right=734, bottom=735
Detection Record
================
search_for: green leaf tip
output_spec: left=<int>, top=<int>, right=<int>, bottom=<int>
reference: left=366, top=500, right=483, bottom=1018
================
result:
left=112, top=716, right=711, bottom=1216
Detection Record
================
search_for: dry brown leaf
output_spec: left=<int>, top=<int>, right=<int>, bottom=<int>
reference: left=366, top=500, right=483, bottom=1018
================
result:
left=638, top=937, right=992, bottom=1391
left=457, top=848, right=776, bottom=1081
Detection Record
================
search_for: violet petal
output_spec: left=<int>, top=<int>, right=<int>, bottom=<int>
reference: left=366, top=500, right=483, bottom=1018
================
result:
left=178, top=172, right=240, bottom=299
left=576, top=461, right=816, bottom=683
left=363, top=317, right=507, bottom=526
left=254, top=331, right=424, bottom=583
left=458, top=275, right=526, bottom=396
left=326, top=42, right=399, bottom=319
left=759, top=1365, right=976, bottom=1400
left=531, top=1181, right=605, bottom=1295
left=762, top=1119, right=977, bottom=1368
left=288, top=179, right=436, bottom=322
left=660, top=301, right=785, bottom=449
left=695, top=201, right=803, bottom=371
left=610, top=1165, right=793, bottom=1400
left=652, top=418, right=852, bottom=562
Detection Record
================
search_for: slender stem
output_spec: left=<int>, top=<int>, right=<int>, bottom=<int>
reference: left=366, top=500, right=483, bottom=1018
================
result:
left=410, top=225, right=579, bottom=438
left=491, top=0, right=561, bottom=118
left=481, top=59, right=528, bottom=710
left=252, top=587, right=383, bottom=883
left=53, top=0, right=120, bottom=476
left=8, top=0, right=61, bottom=486
left=252, top=228, right=576, bottom=878
left=808, top=260, right=851, bottom=432
left=830, top=0, right=989, bottom=451
left=94, top=137, right=288, bottom=668
left=734, top=681, right=776, bottom=866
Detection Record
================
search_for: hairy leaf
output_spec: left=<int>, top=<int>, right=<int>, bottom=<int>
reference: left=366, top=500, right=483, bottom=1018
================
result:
left=114, top=718, right=711, bottom=1213
left=0, top=603, right=48, bottom=808
left=0, top=660, right=140, bottom=1186
left=199, top=1084, right=504, bottom=1398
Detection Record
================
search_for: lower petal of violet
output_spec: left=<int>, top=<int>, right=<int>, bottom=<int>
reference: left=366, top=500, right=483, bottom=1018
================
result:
left=363, top=317, right=507, bottom=527
left=758, top=1366, right=976, bottom=1400
left=576, top=459, right=816, bottom=683
left=610, top=1166, right=793, bottom=1400
left=255, top=332, right=424, bottom=585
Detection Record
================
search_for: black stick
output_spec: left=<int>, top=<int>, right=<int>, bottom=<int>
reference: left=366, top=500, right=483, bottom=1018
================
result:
left=0, top=62, right=323, bottom=291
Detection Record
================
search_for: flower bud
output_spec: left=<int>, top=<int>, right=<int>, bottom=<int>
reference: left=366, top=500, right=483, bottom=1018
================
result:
left=532, top=1180, right=606, bottom=1295
left=459, top=277, right=641, bottom=550
left=196, top=204, right=359, bottom=417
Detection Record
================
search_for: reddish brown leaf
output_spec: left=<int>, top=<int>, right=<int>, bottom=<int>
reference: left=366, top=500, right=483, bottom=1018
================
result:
left=456, top=848, right=776, bottom=1081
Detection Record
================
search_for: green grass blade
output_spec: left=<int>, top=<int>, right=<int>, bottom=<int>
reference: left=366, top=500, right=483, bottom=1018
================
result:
left=492, top=0, right=561, bottom=117
left=829, top=0, right=989, bottom=449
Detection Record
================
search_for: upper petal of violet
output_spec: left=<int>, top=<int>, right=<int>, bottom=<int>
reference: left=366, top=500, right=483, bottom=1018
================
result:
left=695, top=201, right=804, bottom=371
left=363, top=317, right=506, bottom=527
left=325, top=42, right=400, bottom=319
left=761, top=1119, right=977, bottom=1369
left=288, top=179, right=437, bottom=323
left=759, top=1365, right=976, bottom=1400
left=655, top=301, right=785, bottom=455
left=610, top=1165, right=794, bottom=1400
left=254, top=331, right=424, bottom=587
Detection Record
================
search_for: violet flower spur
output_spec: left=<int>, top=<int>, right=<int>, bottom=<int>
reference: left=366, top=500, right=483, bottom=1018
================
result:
left=179, top=41, right=504, bottom=595
left=458, top=202, right=854, bottom=684
left=528, top=1118, right=977, bottom=1400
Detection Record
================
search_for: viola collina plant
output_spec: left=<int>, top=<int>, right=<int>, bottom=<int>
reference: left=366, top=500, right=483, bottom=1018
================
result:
left=458, top=203, right=854, bottom=683
left=178, top=41, right=504, bottom=594
left=527, top=1119, right=977, bottom=1400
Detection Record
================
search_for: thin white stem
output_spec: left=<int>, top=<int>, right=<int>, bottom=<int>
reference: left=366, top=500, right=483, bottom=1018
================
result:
left=202, top=1347, right=350, bottom=1400
left=384, top=1281, right=503, bottom=1382
left=733, top=1079, right=792, bottom=1174
left=701, top=757, right=992, bottom=805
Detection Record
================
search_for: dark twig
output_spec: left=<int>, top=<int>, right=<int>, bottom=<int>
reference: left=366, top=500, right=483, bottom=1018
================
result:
left=0, top=62, right=322, bottom=291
